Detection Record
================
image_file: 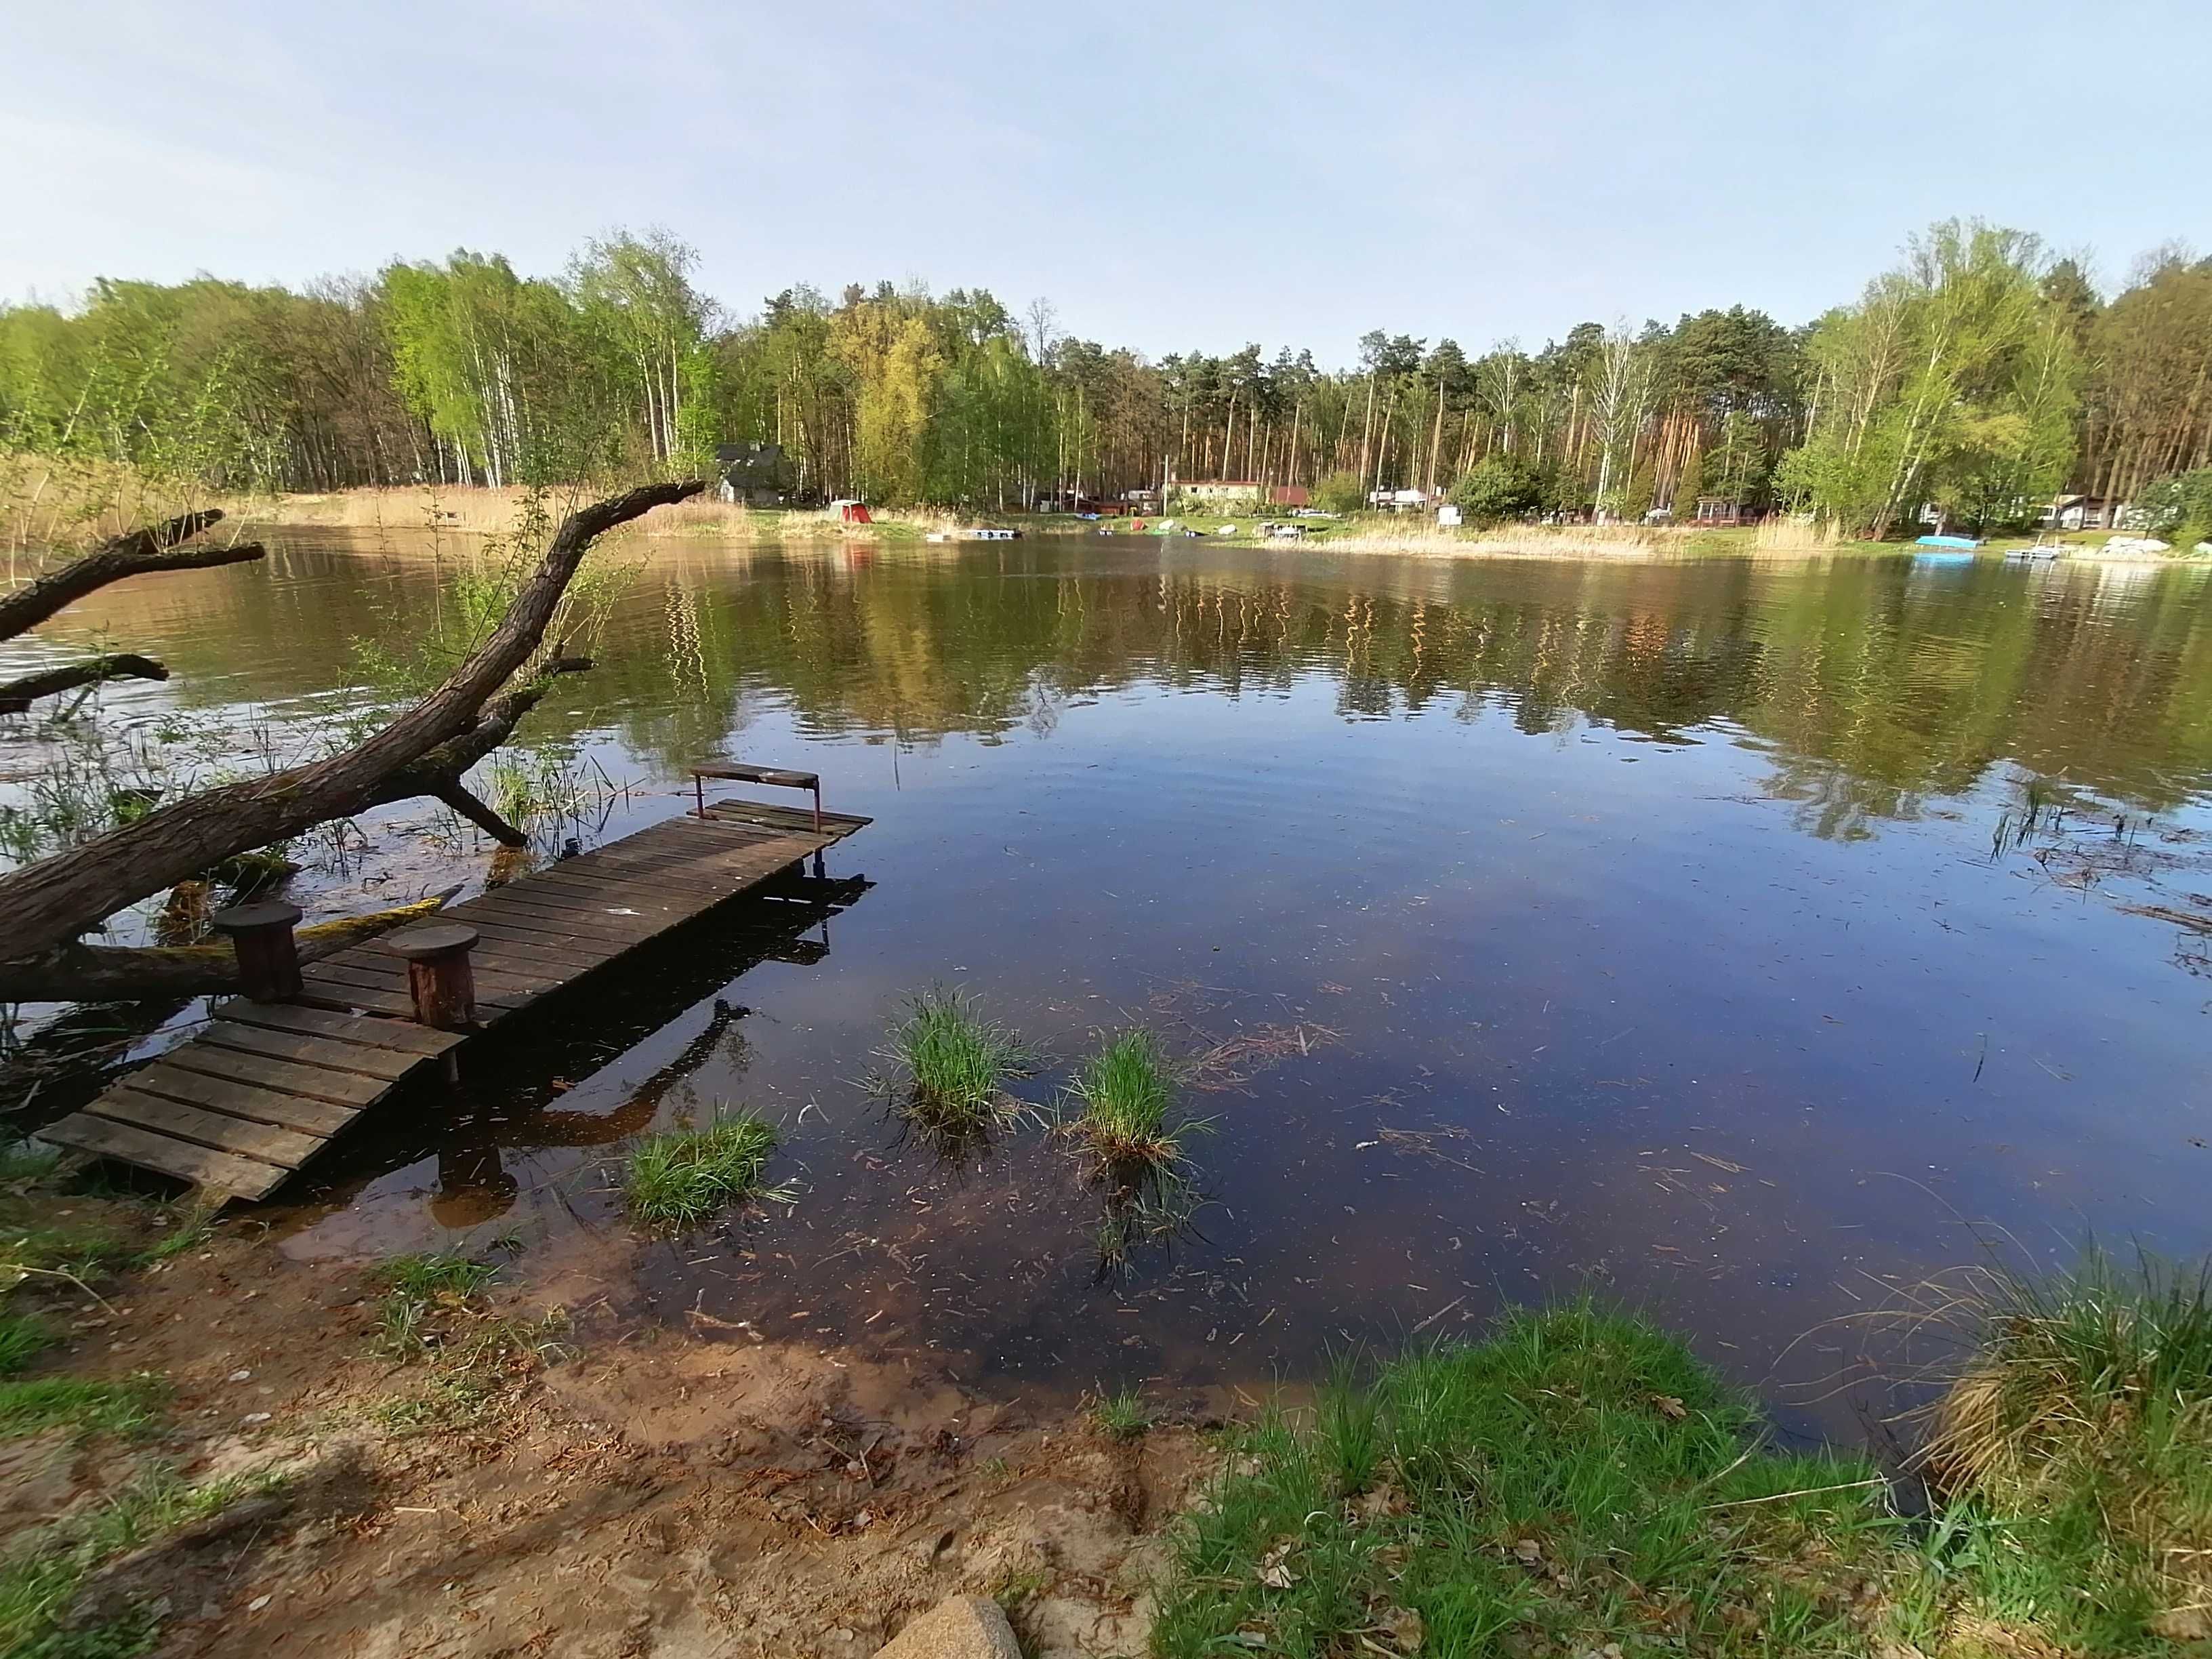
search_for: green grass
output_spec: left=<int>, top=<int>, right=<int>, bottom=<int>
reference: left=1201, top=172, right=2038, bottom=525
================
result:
left=1153, top=1303, right=1927, bottom=1659
left=1066, top=1028, right=1194, bottom=1170
left=3, top=1226, right=129, bottom=1286
left=369, top=1251, right=498, bottom=1357
left=0, top=1311, right=53, bottom=1376
left=874, top=987, right=1034, bottom=1138
left=129, top=1211, right=216, bottom=1267
left=0, top=1465, right=274, bottom=1657
left=1921, top=1250, right=2212, bottom=1651
left=0, top=1141, right=60, bottom=1184
left=0, top=1374, right=165, bottom=1441
left=623, top=1112, right=779, bottom=1229
left=1091, top=1386, right=1153, bottom=1442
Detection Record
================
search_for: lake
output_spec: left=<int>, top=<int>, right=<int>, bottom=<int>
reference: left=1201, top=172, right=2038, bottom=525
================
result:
left=9, top=533, right=2212, bottom=1431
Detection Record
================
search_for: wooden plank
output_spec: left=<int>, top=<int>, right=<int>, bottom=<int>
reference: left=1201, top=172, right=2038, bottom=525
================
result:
left=301, top=958, right=409, bottom=991
left=159, top=1044, right=390, bottom=1107
left=39, top=1113, right=287, bottom=1198
left=331, top=943, right=564, bottom=990
left=213, top=1000, right=463, bottom=1056
left=197, top=1021, right=422, bottom=1082
left=447, top=918, right=615, bottom=965
left=127, top=1063, right=355, bottom=1136
left=694, top=761, right=819, bottom=788
left=453, top=897, right=671, bottom=941
left=293, top=980, right=419, bottom=1019
left=88, top=1087, right=323, bottom=1168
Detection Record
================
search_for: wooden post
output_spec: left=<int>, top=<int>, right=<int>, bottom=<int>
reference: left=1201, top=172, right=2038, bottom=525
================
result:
left=387, top=923, right=480, bottom=1032
left=209, top=900, right=303, bottom=1002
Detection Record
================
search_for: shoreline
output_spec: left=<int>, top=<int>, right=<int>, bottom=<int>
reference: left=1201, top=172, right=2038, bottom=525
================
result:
left=239, top=487, right=2212, bottom=567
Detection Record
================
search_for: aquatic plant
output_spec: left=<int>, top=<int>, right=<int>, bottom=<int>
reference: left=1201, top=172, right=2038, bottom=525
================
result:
left=874, top=987, right=1034, bottom=1137
left=1923, top=1249, right=2212, bottom=1650
left=1067, top=1028, right=1192, bottom=1170
left=623, top=1111, right=780, bottom=1229
left=1153, top=1302, right=1926, bottom=1659
left=1090, top=1385, right=1153, bottom=1442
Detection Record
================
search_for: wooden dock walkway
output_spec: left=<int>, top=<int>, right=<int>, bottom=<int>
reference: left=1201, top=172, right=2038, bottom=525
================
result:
left=37, top=796, right=869, bottom=1200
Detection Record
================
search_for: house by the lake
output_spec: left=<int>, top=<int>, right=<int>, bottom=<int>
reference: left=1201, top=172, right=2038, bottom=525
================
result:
left=716, top=443, right=798, bottom=508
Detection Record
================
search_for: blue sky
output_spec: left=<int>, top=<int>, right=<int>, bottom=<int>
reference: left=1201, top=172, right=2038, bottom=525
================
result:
left=4, top=0, right=2205, bottom=364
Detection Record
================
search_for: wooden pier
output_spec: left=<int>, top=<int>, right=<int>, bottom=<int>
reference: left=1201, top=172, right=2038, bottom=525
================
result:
left=37, top=793, right=869, bottom=1201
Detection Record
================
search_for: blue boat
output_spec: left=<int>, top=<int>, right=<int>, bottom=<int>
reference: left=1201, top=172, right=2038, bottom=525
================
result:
left=1914, top=534, right=1982, bottom=550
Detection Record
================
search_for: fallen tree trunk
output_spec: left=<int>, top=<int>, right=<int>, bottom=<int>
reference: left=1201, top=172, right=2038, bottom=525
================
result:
left=0, top=888, right=462, bottom=1002
left=0, top=481, right=701, bottom=965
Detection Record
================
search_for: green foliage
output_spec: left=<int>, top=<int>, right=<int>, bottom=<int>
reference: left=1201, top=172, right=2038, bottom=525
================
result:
left=0, top=1465, right=272, bottom=1657
left=623, top=1112, right=779, bottom=1229
left=1090, top=1385, right=1153, bottom=1441
left=369, top=1251, right=498, bottom=1357
left=0, top=1313, right=53, bottom=1377
left=1449, top=453, right=1543, bottom=524
left=1780, top=220, right=2081, bottom=536
left=0, top=1374, right=165, bottom=1440
left=0, top=1143, right=59, bottom=1189
left=874, top=987, right=1034, bottom=1136
left=1067, top=1028, right=1197, bottom=1171
left=1927, top=1250, right=2212, bottom=1652
left=1154, top=1304, right=1924, bottom=1659
left=1312, top=469, right=1365, bottom=515
left=1670, top=445, right=1704, bottom=516
left=2137, top=466, right=2212, bottom=548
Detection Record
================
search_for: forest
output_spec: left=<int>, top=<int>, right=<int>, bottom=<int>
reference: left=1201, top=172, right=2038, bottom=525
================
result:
left=3, top=220, right=2210, bottom=536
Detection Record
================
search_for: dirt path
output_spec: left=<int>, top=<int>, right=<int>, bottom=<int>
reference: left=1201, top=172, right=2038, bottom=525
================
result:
left=13, top=1210, right=1216, bottom=1658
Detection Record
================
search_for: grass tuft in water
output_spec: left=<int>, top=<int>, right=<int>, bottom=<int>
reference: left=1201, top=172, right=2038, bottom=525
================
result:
left=1922, top=1248, right=2212, bottom=1651
left=1067, top=1028, right=1197, bottom=1170
left=874, top=988, right=1035, bottom=1138
left=1153, top=1300, right=1926, bottom=1659
left=623, top=1112, right=780, bottom=1229
left=1091, top=1385, right=1154, bottom=1442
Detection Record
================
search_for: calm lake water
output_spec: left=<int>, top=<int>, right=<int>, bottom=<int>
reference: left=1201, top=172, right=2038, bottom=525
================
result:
left=10, top=533, right=2212, bottom=1429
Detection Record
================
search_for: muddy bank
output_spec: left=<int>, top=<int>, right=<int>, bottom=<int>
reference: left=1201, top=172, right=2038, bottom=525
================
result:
left=5, top=1202, right=1216, bottom=1658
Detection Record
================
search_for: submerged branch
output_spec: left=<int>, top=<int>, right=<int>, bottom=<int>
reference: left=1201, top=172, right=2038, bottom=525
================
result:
left=0, top=653, right=170, bottom=713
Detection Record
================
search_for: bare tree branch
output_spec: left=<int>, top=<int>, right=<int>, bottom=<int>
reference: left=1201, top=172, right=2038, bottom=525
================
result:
left=0, top=511, right=264, bottom=642
left=0, top=481, right=702, bottom=964
left=433, top=784, right=527, bottom=846
left=0, top=653, right=170, bottom=714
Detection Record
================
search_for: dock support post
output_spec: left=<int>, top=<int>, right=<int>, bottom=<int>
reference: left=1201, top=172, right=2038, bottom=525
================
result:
left=210, top=901, right=304, bottom=1002
left=388, top=924, right=480, bottom=1081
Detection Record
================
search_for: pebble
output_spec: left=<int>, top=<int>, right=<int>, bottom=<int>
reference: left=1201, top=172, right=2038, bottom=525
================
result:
left=247, top=1595, right=271, bottom=1612
left=243, top=1412, right=272, bottom=1425
left=227, top=1368, right=252, bottom=1382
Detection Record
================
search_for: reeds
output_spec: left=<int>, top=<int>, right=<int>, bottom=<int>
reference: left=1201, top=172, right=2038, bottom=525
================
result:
left=1066, top=1028, right=1189, bottom=1170
left=1920, top=1250, right=2212, bottom=1646
left=873, top=988, right=1035, bottom=1140
left=622, top=1111, right=781, bottom=1229
left=1090, top=1385, right=1153, bottom=1441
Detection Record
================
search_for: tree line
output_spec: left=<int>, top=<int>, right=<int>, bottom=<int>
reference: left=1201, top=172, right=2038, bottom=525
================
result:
left=3, top=220, right=2209, bottom=536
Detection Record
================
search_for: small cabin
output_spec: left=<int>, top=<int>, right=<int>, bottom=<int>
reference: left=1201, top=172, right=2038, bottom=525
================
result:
left=716, top=443, right=797, bottom=508
left=1694, top=497, right=1747, bottom=526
